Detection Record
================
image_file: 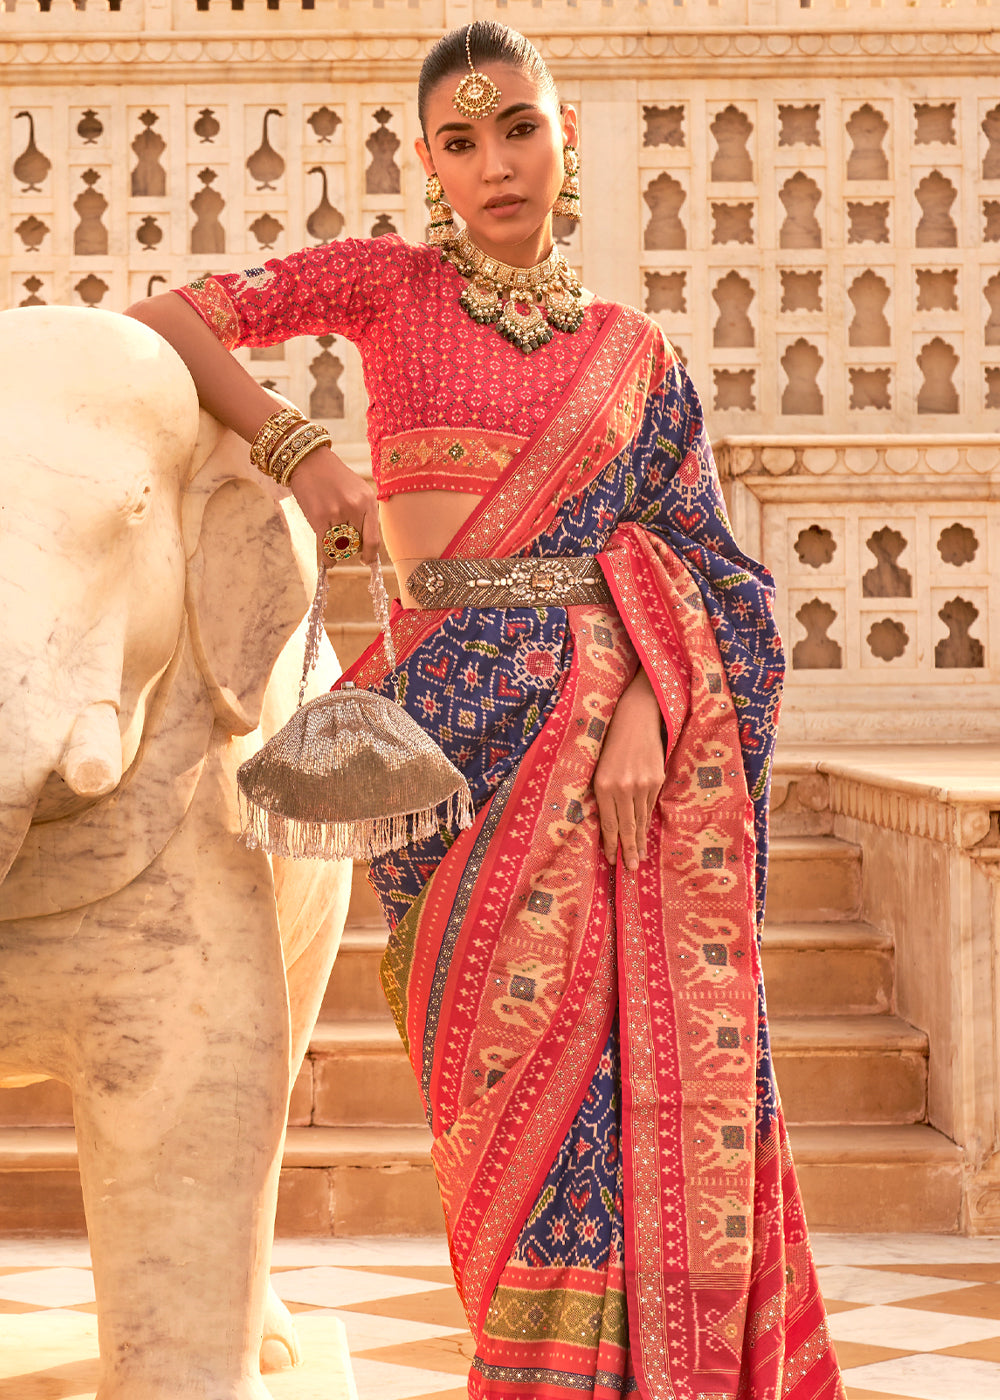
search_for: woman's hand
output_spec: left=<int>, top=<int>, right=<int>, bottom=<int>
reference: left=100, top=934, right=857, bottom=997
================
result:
left=593, top=668, right=665, bottom=872
left=287, top=445, right=381, bottom=567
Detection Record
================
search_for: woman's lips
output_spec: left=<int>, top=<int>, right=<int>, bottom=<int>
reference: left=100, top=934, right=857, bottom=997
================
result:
left=485, top=197, right=525, bottom=218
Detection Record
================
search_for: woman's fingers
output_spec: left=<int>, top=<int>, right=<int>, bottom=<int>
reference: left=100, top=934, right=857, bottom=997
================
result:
left=591, top=671, right=665, bottom=870
left=598, top=787, right=619, bottom=866
left=617, top=795, right=640, bottom=871
left=596, top=780, right=659, bottom=871
left=635, top=793, right=650, bottom=864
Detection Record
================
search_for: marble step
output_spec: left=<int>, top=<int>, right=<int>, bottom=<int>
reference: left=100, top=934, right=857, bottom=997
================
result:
left=0, top=1006, right=927, bottom=1135
left=0, top=1077, right=74, bottom=1129
left=345, top=858, right=388, bottom=929
left=789, top=1124, right=963, bottom=1233
left=0, top=1122, right=961, bottom=1237
left=322, top=923, right=392, bottom=1021
left=279, top=1126, right=444, bottom=1236
left=0, top=1125, right=444, bottom=1238
left=345, top=837, right=863, bottom=932
left=765, top=835, right=862, bottom=923
left=760, top=920, right=893, bottom=1016
left=292, top=1021, right=424, bottom=1129
left=1, top=1004, right=924, bottom=1134
left=341, top=840, right=864, bottom=932
left=770, top=1013, right=927, bottom=1126
left=337, top=901, right=890, bottom=1024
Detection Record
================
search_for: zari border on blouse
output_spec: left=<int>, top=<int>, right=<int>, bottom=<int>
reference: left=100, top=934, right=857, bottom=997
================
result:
left=378, top=428, right=528, bottom=500
left=175, top=276, right=241, bottom=351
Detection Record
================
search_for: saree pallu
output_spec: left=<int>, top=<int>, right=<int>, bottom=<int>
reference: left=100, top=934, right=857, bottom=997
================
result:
left=340, top=307, right=844, bottom=1400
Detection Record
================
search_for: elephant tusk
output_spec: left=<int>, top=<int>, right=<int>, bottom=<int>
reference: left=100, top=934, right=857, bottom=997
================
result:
left=57, top=701, right=123, bottom=797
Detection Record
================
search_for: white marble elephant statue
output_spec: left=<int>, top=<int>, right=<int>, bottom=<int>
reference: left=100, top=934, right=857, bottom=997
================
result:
left=0, top=306, right=352, bottom=1398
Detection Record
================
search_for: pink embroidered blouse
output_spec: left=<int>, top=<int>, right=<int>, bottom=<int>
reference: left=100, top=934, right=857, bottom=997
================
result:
left=175, top=235, right=613, bottom=502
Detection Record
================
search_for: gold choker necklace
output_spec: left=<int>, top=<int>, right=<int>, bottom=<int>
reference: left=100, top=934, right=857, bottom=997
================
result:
left=441, top=230, right=585, bottom=355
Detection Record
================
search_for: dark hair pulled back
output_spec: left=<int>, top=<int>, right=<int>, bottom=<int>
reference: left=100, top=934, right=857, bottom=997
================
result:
left=417, top=20, right=557, bottom=139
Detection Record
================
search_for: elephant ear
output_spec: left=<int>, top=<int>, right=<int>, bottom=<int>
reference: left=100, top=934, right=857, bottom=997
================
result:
left=184, top=414, right=317, bottom=736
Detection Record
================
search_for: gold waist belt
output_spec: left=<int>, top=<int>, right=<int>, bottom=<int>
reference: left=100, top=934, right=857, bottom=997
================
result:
left=405, top=556, right=613, bottom=609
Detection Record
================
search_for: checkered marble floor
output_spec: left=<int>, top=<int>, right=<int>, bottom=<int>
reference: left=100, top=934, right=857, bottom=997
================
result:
left=1, top=1234, right=999, bottom=1399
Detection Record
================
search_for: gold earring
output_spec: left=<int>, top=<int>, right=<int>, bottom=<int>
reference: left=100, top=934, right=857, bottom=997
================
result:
left=425, top=173, right=456, bottom=246
left=553, top=144, right=581, bottom=222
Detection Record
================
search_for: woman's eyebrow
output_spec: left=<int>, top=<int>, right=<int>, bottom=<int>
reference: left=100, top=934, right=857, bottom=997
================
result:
left=434, top=103, right=539, bottom=139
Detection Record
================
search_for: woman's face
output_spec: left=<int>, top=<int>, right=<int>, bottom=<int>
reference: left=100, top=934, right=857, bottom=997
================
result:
left=416, top=63, right=577, bottom=265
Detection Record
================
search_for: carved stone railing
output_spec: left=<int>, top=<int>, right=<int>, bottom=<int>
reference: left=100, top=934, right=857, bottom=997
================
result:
left=716, top=435, right=1000, bottom=743
left=2, top=1, right=1000, bottom=93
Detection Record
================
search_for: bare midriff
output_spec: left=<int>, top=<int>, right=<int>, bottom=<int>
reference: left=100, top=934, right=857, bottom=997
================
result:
left=381, top=489, right=485, bottom=608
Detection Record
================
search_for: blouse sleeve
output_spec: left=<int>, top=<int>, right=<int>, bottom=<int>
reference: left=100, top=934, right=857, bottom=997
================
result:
left=173, top=236, right=402, bottom=351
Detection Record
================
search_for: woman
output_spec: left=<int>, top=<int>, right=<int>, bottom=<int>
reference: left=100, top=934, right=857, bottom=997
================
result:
left=127, top=22, right=843, bottom=1400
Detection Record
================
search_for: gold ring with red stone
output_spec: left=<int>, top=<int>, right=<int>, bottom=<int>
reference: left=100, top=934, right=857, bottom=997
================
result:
left=322, top=523, right=362, bottom=563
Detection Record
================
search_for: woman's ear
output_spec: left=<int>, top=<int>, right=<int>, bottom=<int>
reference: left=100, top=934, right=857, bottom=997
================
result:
left=415, top=136, right=435, bottom=178
left=560, top=104, right=579, bottom=150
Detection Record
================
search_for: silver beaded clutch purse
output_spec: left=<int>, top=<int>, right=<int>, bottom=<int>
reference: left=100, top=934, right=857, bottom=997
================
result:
left=237, top=560, right=473, bottom=861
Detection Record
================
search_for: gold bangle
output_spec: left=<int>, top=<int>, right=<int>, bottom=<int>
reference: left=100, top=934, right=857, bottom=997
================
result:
left=277, top=432, right=333, bottom=487
left=250, top=407, right=304, bottom=473
left=267, top=421, right=331, bottom=482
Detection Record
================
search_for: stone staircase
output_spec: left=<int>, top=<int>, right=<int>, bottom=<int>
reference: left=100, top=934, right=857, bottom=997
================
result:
left=0, top=562, right=964, bottom=1235
left=762, top=833, right=962, bottom=1233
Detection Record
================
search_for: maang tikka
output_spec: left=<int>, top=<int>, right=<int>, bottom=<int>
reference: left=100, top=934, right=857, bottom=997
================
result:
left=452, top=23, right=501, bottom=121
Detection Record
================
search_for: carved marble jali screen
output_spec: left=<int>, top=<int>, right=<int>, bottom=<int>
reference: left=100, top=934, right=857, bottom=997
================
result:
left=636, top=82, right=1000, bottom=437
left=3, top=83, right=422, bottom=445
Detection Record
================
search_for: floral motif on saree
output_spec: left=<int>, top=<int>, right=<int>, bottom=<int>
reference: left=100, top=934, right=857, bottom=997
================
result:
left=338, top=307, right=843, bottom=1400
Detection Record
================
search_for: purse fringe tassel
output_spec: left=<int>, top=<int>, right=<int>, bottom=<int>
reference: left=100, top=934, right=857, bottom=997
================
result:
left=239, top=785, right=474, bottom=863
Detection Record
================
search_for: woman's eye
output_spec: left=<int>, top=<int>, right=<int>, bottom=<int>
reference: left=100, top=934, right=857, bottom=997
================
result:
left=444, top=138, right=473, bottom=153
left=509, top=122, right=538, bottom=138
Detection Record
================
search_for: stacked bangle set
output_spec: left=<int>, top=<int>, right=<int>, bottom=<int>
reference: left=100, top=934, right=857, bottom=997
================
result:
left=250, top=408, right=332, bottom=487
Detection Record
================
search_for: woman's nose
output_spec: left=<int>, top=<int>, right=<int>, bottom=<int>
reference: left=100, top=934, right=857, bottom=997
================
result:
left=480, top=140, right=513, bottom=182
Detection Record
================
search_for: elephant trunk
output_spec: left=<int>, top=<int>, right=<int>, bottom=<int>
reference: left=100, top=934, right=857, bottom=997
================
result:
left=56, top=701, right=123, bottom=798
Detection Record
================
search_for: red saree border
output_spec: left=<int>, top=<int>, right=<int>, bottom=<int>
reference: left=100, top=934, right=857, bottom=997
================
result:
left=599, top=523, right=692, bottom=752
left=606, top=536, right=782, bottom=1400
